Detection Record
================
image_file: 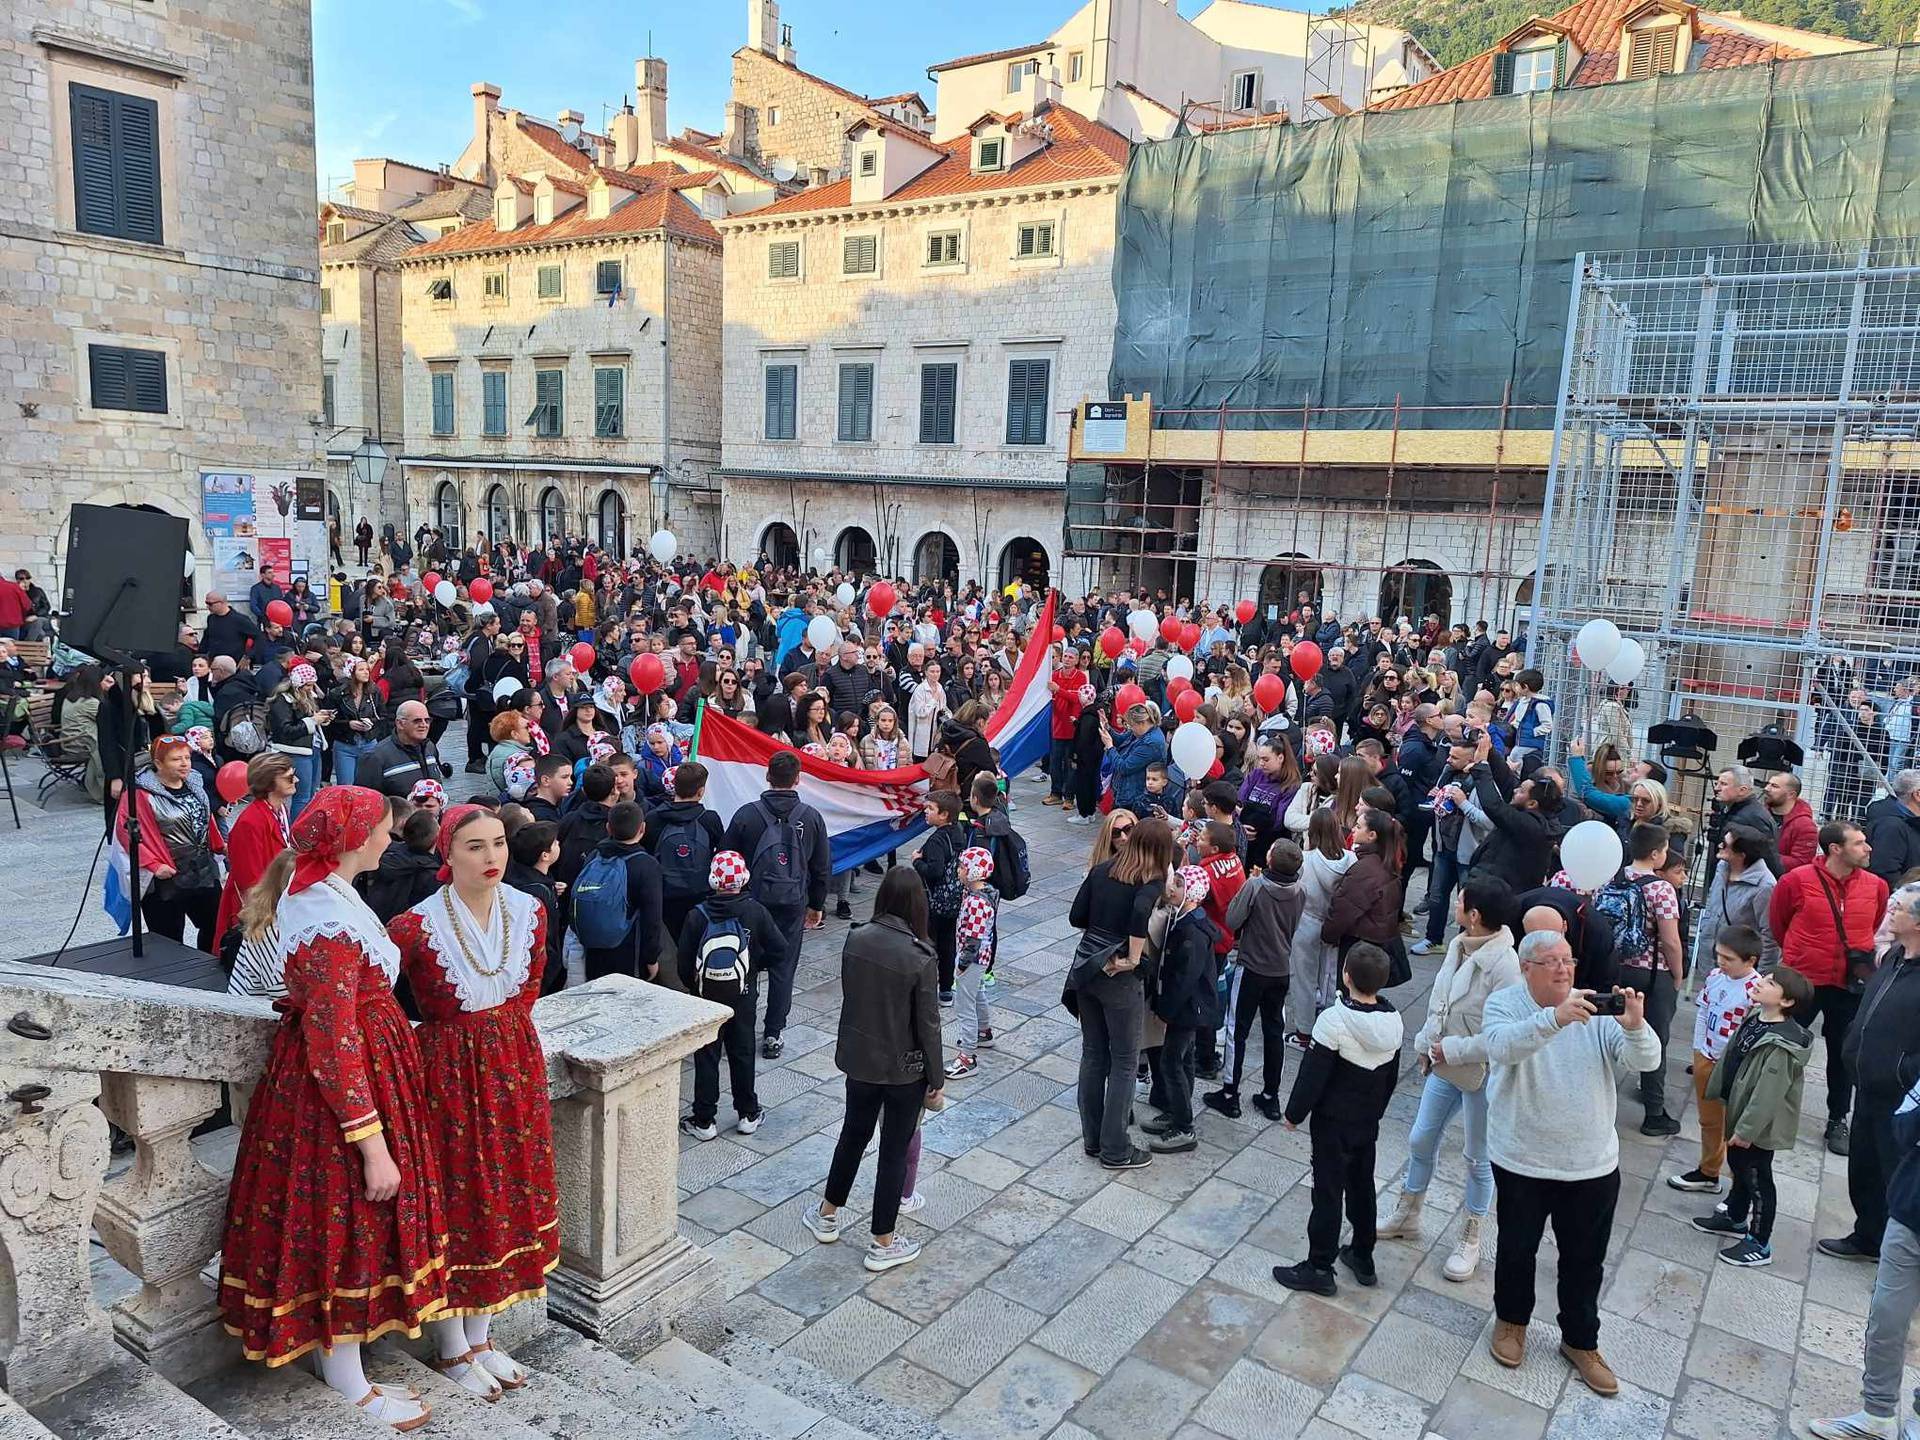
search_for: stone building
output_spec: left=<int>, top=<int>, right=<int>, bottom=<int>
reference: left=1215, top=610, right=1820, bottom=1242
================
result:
left=716, top=100, right=1130, bottom=592
left=0, top=0, right=323, bottom=589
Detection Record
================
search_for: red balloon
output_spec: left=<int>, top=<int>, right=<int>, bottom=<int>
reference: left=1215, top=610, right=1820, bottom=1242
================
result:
left=422, top=572, right=441, bottom=593
left=264, top=599, right=293, bottom=627
left=1051, top=624, right=1066, bottom=644
left=569, top=642, right=596, bottom=672
left=1290, top=641, right=1324, bottom=682
left=1173, top=689, right=1203, bottom=723
left=1158, top=614, right=1183, bottom=645
left=1253, top=674, right=1287, bottom=713
left=1099, top=626, right=1126, bottom=659
left=1128, top=637, right=1150, bottom=657
left=1235, top=600, right=1257, bottom=625
left=628, top=653, right=666, bottom=694
left=1165, top=676, right=1193, bottom=703
left=1179, top=622, right=1201, bottom=652
left=867, top=581, right=897, bottom=618
left=215, top=760, right=249, bottom=804
left=468, top=577, right=494, bottom=604
left=1114, top=683, right=1147, bottom=716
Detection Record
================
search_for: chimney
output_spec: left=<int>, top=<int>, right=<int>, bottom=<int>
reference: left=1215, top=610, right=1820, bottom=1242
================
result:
left=722, top=100, right=749, bottom=158
left=610, top=101, right=638, bottom=168
left=808, top=165, right=828, bottom=189
left=635, top=58, right=668, bottom=165
left=471, top=82, right=501, bottom=182
left=556, top=106, right=585, bottom=142
left=778, top=21, right=795, bottom=66
left=750, top=0, right=780, bottom=56
left=1036, top=59, right=1063, bottom=109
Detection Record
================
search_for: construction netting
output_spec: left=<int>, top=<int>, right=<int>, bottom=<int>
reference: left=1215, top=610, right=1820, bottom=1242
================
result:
left=1110, top=46, right=1920, bottom=429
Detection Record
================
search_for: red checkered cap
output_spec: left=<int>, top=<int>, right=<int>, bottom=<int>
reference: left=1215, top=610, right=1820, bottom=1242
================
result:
left=710, top=850, right=749, bottom=893
left=959, top=845, right=996, bottom=883
left=1175, top=864, right=1210, bottom=905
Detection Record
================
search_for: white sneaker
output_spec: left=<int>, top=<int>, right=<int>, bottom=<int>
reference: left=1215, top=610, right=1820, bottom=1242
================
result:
left=1409, top=939, right=1438, bottom=956
left=802, top=1201, right=841, bottom=1244
left=679, top=1115, right=717, bottom=1141
left=898, top=1191, right=927, bottom=1215
left=1444, top=1215, right=1483, bottom=1282
left=735, top=1110, right=764, bottom=1135
left=1809, top=1414, right=1900, bottom=1439
left=865, top=1234, right=922, bottom=1271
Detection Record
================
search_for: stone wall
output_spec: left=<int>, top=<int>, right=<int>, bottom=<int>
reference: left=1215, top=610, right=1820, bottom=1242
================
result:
left=0, top=0, right=323, bottom=580
left=729, top=48, right=869, bottom=180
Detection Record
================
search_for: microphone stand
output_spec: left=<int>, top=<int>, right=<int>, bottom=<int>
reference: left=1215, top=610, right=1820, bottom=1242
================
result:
left=88, top=579, right=149, bottom=960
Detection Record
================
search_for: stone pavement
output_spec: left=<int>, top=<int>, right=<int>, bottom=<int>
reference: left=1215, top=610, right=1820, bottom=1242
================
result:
left=1, top=735, right=1910, bottom=1438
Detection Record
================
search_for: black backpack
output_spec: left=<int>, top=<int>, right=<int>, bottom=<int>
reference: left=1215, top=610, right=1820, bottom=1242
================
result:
left=656, top=812, right=715, bottom=901
left=747, top=800, right=808, bottom=909
left=971, top=818, right=1031, bottom=901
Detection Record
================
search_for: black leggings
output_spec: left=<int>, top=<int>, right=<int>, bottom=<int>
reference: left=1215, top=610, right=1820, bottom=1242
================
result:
left=1228, top=970, right=1290, bottom=1098
left=1725, top=1144, right=1777, bottom=1244
left=825, top=1076, right=926, bottom=1239
left=931, top=911, right=958, bottom=993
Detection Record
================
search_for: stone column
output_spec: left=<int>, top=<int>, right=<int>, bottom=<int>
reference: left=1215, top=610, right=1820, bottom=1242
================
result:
left=94, top=1073, right=231, bottom=1386
left=0, top=1068, right=115, bottom=1406
left=534, top=977, right=729, bottom=1350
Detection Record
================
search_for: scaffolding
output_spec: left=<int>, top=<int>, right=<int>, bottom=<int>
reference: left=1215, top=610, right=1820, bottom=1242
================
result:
left=1532, top=243, right=1920, bottom=828
left=1302, top=9, right=1372, bottom=121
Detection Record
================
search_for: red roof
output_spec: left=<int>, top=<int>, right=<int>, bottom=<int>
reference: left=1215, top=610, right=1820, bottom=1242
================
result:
left=928, top=41, right=1048, bottom=74
left=516, top=116, right=595, bottom=171
left=867, top=92, right=929, bottom=111
left=1372, top=0, right=1850, bottom=110
left=404, top=178, right=719, bottom=258
left=743, top=104, right=1128, bottom=219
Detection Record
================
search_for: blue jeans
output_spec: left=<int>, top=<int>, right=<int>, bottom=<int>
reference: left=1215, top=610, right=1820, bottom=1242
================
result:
left=1402, top=1070, right=1493, bottom=1216
left=1048, top=737, right=1074, bottom=799
left=1424, top=848, right=1464, bottom=946
left=288, top=752, right=318, bottom=820
left=331, top=738, right=373, bottom=789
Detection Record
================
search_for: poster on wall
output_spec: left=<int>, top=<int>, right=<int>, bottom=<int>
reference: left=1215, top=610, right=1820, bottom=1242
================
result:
left=201, top=472, right=257, bottom=596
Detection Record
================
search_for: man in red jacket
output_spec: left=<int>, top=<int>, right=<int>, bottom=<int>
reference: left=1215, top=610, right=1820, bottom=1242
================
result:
left=1766, top=771, right=1819, bottom=871
left=1770, top=820, right=1889, bottom=1155
left=0, top=573, right=29, bottom=640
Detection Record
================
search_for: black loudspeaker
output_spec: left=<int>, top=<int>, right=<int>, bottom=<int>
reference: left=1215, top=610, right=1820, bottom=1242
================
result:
left=62, top=503, right=188, bottom=656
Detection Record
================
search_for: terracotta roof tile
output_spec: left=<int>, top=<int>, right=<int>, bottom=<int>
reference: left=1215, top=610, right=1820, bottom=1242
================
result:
left=1370, top=0, right=1851, bottom=111
left=540, top=173, right=588, bottom=196
left=1198, top=109, right=1291, bottom=132
left=867, top=91, right=929, bottom=111
left=516, top=116, right=595, bottom=171
left=928, top=41, right=1048, bottom=74
left=660, top=136, right=776, bottom=186
left=391, top=185, right=491, bottom=223
left=742, top=103, right=1127, bottom=218
left=403, top=179, right=718, bottom=258
left=323, top=201, right=395, bottom=224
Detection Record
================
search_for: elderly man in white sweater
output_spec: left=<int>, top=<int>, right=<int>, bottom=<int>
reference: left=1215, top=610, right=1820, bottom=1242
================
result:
left=1479, top=929, right=1660, bottom=1398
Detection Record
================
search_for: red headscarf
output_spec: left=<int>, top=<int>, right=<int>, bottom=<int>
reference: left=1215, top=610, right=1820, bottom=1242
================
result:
left=434, top=803, right=489, bottom=884
left=288, top=785, right=389, bottom=894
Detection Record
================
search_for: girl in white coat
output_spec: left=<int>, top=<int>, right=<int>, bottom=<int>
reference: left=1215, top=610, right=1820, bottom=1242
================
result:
left=1285, top=807, right=1356, bottom=1044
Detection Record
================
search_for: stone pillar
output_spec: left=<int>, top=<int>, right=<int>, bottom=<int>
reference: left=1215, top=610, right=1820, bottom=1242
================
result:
left=93, top=1073, right=231, bottom=1386
left=0, top=1069, right=115, bottom=1406
left=535, top=977, right=729, bottom=1350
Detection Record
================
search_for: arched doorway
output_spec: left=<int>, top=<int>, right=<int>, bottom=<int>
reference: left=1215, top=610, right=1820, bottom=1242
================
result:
left=484, top=484, right=511, bottom=547
left=1380, top=559, right=1451, bottom=626
left=835, top=526, right=876, bottom=576
left=539, top=487, right=565, bottom=546
left=997, top=536, right=1049, bottom=591
left=761, top=522, right=800, bottom=571
left=1257, top=554, right=1323, bottom=621
left=596, top=490, right=626, bottom=554
left=434, top=479, right=463, bottom=551
left=913, top=531, right=960, bottom=586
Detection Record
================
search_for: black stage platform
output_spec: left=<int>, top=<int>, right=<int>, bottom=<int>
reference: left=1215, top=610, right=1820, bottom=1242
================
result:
left=22, top=933, right=227, bottom=992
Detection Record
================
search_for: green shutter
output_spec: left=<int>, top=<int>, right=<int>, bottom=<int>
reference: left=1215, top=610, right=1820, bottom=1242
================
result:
left=535, top=369, right=563, bottom=435
left=1006, top=359, right=1049, bottom=445
left=765, top=365, right=797, bottom=439
left=838, top=363, right=872, bottom=441
left=595, top=367, right=624, bottom=437
left=432, top=372, right=453, bottom=434
left=483, top=371, right=506, bottom=435
left=920, top=363, right=957, bottom=443
left=1554, top=37, right=1571, bottom=88
left=1492, top=51, right=1516, bottom=95
left=72, top=85, right=162, bottom=245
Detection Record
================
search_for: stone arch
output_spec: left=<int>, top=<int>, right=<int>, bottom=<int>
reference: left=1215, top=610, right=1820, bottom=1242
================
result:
left=483, top=483, right=512, bottom=547
left=538, top=486, right=566, bottom=546
left=910, top=527, right=962, bottom=586
left=433, top=476, right=465, bottom=551
left=1257, top=554, right=1323, bottom=620
left=596, top=489, right=627, bottom=554
left=1380, top=558, right=1452, bottom=627
left=758, top=521, right=800, bottom=571
left=835, top=525, right=877, bottom=575
left=995, top=536, right=1050, bottom=592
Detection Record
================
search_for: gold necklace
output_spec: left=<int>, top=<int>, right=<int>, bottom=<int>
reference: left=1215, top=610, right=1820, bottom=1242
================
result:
left=443, top=889, right=507, bottom=977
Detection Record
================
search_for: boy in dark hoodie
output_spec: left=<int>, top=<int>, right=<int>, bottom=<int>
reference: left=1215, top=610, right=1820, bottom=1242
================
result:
left=1208, top=837, right=1306, bottom=1121
left=1141, top=864, right=1224, bottom=1155
left=1068, top=683, right=1104, bottom=823
left=574, top=801, right=663, bottom=983
left=646, top=760, right=727, bottom=947
left=912, top=790, right=971, bottom=1005
left=557, top=763, right=616, bottom=887
left=363, top=808, right=442, bottom=922
left=1274, top=942, right=1403, bottom=1295
left=505, top=819, right=567, bottom=994
left=678, top=851, right=784, bottom=1141
left=523, top=753, right=574, bottom=824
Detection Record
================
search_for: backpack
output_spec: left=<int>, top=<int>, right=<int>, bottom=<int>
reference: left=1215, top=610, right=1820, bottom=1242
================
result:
left=220, top=700, right=267, bottom=756
left=1594, top=871, right=1656, bottom=961
left=571, top=852, right=631, bottom=948
left=747, top=800, right=808, bottom=909
left=690, top=906, right=751, bottom=999
left=656, top=812, right=714, bottom=901
left=972, top=818, right=1031, bottom=901
left=924, top=829, right=964, bottom=918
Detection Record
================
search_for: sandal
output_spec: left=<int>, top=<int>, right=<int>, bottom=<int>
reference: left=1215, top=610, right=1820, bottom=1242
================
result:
left=431, top=1349, right=504, bottom=1402
left=356, top=1385, right=432, bottom=1432
left=470, top=1341, right=530, bottom=1389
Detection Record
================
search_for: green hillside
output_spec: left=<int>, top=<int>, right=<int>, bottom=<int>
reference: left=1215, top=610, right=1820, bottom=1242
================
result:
left=1351, top=0, right=1916, bottom=68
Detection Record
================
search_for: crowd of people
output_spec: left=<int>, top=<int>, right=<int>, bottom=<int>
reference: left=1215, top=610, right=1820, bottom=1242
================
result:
left=11, top=523, right=1920, bottom=1432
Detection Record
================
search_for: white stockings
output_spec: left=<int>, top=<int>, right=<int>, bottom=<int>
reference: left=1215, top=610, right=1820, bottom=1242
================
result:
left=316, top=1340, right=429, bottom=1431
left=428, top=1317, right=503, bottom=1401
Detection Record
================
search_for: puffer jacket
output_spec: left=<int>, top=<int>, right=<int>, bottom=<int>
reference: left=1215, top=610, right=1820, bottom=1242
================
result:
left=1412, top=926, right=1521, bottom=1091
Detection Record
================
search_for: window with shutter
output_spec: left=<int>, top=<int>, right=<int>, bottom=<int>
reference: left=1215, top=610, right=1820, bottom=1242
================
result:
left=837, top=363, right=874, bottom=442
left=594, top=366, right=624, bottom=437
left=322, top=372, right=336, bottom=426
left=1005, top=359, right=1050, bottom=446
left=1491, top=51, right=1517, bottom=95
left=482, top=370, right=508, bottom=436
left=428, top=278, right=453, bottom=301
left=431, top=371, right=454, bottom=435
left=71, top=84, right=163, bottom=245
left=768, top=240, right=800, bottom=279
left=1627, top=26, right=1678, bottom=79
left=529, top=368, right=564, bottom=436
left=320, top=288, right=333, bottom=316
left=537, top=264, right=563, bottom=298
left=1016, top=222, right=1055, bottom=258
left=483, top=271, right=506, bottom=300
left=919, top=363, right=958, bottom=444
left=858, top=150, right=877, bottom=176
left=88, top=345, right=168, bottom=414
left=976, top=138, right=1004, bottom=172
left=843, top=234, right=878, bottom=275
left=764, top=364, right=798, bottom=439
left=596, top=260, right=623, bottom=296
left=926, top=231, right=961, bottom=266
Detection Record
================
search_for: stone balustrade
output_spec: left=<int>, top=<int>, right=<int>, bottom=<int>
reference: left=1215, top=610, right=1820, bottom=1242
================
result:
left=0, top=962, right=728, bottom=1407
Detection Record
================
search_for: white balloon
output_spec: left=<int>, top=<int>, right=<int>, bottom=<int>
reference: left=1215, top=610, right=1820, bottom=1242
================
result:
left=806, top=614, right=840, bottom=652
left=835, top=582, right=856, bottom=608
left=434, top=580, right=456, bottom=607
left=1128, top=609, right=1159, bottom=642
left=1164, top=655, right=1195, bottom=683
left=1605, top=636, right=1646, bottom=685
left=648, top=529, right=678, bottom=563
left=1575, top=618, right=1622, bottom=672
left=183, top=551, right=197, bottom=578
left=1170, top=721, right=1215, bottom=779
left=491, top=676, right=522, bottom=701
left=1559, top=820, right=1624, bottom=893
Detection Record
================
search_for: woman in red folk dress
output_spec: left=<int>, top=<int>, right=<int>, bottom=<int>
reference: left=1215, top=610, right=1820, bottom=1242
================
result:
left=388, top=803, right=558, bottom=1394
left=218, top=786, right=447, bottom=1432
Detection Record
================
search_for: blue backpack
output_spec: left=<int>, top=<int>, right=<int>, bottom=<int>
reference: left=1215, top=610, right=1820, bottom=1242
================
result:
left=572, top=852, right=630, bottom=949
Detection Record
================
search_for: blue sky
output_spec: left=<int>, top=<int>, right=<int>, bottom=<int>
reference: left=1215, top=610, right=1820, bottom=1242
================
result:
left=312, top=0, right=1211, bottom=192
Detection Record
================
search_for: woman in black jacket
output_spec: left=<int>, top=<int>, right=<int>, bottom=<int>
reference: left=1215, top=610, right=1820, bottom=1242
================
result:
left=324, top=659, right=382, bottom=787
left=941, top=703, right=998, bottom=804
left=1322, top=807, right=1408, bottom=988
left=802, top=869, right=945, bottom=1273
left=1148, top=866, right=1224, bottom=1153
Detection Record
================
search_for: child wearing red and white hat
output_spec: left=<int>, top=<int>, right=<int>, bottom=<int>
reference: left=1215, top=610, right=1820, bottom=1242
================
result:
left=677, top=850, right=786, bottom=1140
left=943, top=846, right=1000, bottom=1080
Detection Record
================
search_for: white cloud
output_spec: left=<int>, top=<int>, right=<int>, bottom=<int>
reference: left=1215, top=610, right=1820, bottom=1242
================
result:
left=444, top=0, right=483, bottom=20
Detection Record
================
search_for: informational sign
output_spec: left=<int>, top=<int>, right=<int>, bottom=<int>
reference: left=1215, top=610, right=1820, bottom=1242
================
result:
left=1082, top=401, right=1129, bottom=454
left=203, top=469, right=324, bottom=592
left=200, top=472, right=257, bottom=597
left=295, top=476, right=325, bottom=522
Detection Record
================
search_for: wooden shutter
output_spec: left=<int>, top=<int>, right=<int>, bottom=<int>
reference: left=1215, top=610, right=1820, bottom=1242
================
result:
left=72, top=85, right=162, bottom=244
left=595, top=367, right=623, bottom=436
left=765, top=365, right=796, bottom=439
left=843, top=235, right=877, bottom=274
left=769, top=241, right=798, bottom=279
left=837, top=364, right=873, bottom=441
left=1006, top=359, right=1049, bottom=445
left=483, top=371, right=506, bottom=434
left=1554, top=37, right=1571, bottom=87
left=1491, top=52, right=1516, bottom=95
left=536, top=369, right=563, bottom=434
left=433, top=372, right=453, bottom=433
left=920, top=363, right=956, bottom=443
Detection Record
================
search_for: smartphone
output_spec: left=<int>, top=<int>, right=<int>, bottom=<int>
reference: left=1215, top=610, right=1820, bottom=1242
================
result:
left=1589, top=991, right=1627, bottom=1017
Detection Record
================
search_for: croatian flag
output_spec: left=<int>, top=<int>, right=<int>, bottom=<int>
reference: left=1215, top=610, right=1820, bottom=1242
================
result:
left=695, top=593, right=1058, bottom=873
